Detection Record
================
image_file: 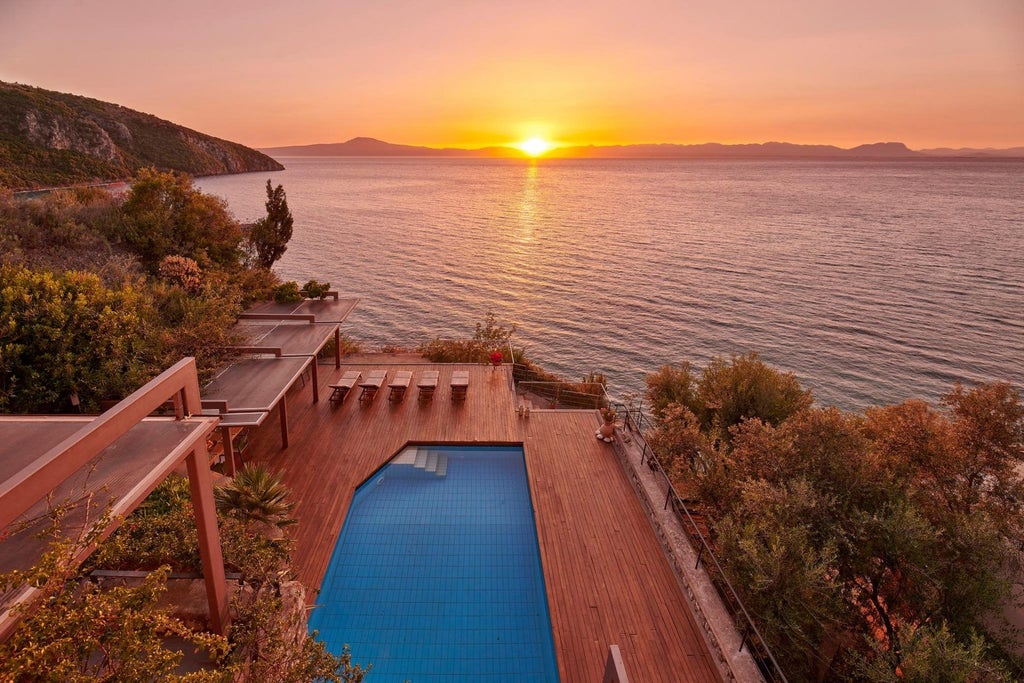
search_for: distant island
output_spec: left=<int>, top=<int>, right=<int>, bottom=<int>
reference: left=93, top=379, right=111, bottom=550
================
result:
left=263, top=136, right=1024, bottom=160
left=0, top=82, right=283, bottom=191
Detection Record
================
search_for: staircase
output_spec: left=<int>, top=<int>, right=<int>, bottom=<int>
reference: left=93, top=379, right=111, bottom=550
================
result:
left=394, top=446, right=448, bottom=477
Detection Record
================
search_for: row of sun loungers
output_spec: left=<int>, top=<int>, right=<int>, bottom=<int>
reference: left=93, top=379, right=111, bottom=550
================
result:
left=328, top=369, right=469, bottom=404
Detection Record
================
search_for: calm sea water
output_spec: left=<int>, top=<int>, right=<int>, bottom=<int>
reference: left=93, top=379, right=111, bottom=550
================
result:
left=196, top=157, right=1024, bottom=411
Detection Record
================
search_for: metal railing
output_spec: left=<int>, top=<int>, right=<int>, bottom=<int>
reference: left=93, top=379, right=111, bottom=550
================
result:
left=516, top=381, right=609, bottom=409
left=616, top=403, right=788, bottom=683
left=510, top=358, right=613, bottom=409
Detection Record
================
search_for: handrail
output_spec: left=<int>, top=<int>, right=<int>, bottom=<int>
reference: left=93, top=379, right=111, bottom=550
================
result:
left=0, top=358, right=204, bottom=528
left=615, top=403, right=788, bottom=683
left=516, top=380, right=609, bottom=409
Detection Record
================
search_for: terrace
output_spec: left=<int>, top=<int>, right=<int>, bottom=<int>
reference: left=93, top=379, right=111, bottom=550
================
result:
left=0, top=291, right=758, bottom=681
left=241, top=356, right=727, bottom=682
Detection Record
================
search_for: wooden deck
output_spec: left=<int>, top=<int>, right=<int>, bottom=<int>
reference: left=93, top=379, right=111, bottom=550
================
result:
left=244, top=358, right=722, bottom=683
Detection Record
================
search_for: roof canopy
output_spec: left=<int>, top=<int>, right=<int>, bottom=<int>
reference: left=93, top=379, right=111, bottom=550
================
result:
left=0, top=359, right=229, bottom=638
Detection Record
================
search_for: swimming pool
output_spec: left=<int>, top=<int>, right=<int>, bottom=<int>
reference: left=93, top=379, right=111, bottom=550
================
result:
left=309, top=445, right=560, bottom=682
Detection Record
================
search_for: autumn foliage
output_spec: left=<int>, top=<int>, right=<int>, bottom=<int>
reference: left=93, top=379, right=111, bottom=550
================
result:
left=646, top=356, right=1023, bottom=681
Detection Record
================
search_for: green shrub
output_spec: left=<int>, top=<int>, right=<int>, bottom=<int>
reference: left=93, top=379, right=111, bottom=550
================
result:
left=1, top=526, right=229, bottom=682
left=0, top=178, right=280, bottom=412
left=273, top=281, right=302, bottom=304
left=158, top=254, right=202, bottom=293
left=301, top=279, right=331, bottom=300
left=0, top=265, right=159, bottom=412
left=419, top=311, right=516, bottom=363
left=319, top=333, right=364, bottom=360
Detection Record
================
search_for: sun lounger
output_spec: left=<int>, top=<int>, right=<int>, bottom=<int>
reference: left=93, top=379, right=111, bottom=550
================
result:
left=418, top=370, right=439, bottom=401
left=450, top=370, right=470, bottom=401
left=328, top=370, right=362, bottom=403
left=358, top=369, right=388, bottom=402
left=388, top=370, right=413, bottom=402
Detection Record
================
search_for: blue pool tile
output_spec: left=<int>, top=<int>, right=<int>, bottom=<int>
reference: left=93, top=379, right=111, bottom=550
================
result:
left=309, top=446, right=559, bottom=682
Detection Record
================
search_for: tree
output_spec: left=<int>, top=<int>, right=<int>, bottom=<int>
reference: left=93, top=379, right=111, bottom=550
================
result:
left=249, top=180, right=293, bottom=269
left=117, top=168, right=242, bottom=269
left=696, top=352, right=813, bottom=442
left=644, top=362, right=699, bottom=422
left=684, top=387, right=1024, bottom=681
left=855, top=621, right=1012, bottom=683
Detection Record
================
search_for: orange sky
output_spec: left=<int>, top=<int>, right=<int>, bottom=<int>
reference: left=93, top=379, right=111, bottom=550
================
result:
left=1, top=0, right=1021, bottom=149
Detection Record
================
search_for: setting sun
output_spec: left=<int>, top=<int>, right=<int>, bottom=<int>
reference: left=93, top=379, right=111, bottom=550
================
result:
left=517, top=137, right=553, bottom=157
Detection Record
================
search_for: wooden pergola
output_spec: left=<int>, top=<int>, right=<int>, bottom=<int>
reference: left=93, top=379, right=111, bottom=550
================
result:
left=236, top=292, right=358, bottom=327
left=200, top=356, right=314, bottom=471
left=200, top=292, right=358, bottom=474
left=0, top=358, right=229, bottom=639
left=234, top=318, right=343, bottom=381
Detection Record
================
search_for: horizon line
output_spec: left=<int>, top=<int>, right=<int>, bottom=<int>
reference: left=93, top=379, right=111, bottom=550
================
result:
left=258, top=136, right=1024, bottom=153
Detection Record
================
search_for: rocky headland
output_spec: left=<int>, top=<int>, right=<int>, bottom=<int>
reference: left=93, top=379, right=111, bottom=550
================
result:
left=0, top=81, right=283, bottom=191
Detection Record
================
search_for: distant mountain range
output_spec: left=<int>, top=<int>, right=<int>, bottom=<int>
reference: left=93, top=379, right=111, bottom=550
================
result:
left=262, top=137, right=521, bottom=158
left=262, top=137, right=1024, bottom=160
left=0, top=82, right=283, bottom=191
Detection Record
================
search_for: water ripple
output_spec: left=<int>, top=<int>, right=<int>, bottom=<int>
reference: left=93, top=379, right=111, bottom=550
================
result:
left=197, top=158, right=1024, bottom=410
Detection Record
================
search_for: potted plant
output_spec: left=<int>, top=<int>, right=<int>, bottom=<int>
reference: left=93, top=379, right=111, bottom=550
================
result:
left=490, top=350, right=504, bottom=367
left=301, top=279, right=332, bottom=300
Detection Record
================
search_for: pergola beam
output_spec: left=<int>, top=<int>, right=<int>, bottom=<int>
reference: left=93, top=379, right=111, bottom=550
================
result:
left=0, top=358, right=231, bottom=638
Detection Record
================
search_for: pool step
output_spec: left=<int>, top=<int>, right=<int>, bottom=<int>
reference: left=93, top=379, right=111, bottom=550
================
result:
left=392, top=447, right=418, bottom=465
left=406, top=447, right=448, bottom=477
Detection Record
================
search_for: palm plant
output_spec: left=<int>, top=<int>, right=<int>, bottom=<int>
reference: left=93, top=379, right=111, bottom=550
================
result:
left=214, top=465, right=296, bottom=529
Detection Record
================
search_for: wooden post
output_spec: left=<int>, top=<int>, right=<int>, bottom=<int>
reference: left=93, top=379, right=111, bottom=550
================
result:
left=603, top=644, right=630, bottom=683
left=334, top=327, right=341, bottom=368
left=173, top=390, right=184, bottom=419
left=310, top=360, right=319, bottom=403
left=185, top=448, right=230, bottom=635
left=221, top=426, right=236, bottom=477
left=279, top=396, right=289, bottom=448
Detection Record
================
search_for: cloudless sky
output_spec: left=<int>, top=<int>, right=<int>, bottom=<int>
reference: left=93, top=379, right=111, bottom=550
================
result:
left=1, top=0, right=1021, bottom=149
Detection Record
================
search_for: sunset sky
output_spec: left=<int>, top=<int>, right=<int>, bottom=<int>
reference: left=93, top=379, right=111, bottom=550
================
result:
left=1, top=0, right=1021, bottom=150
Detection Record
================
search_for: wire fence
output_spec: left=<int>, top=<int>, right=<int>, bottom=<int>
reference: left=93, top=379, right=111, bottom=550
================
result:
left=616, top=405, right=788, bottom=683
left=502, top=361, right=787, bottom=681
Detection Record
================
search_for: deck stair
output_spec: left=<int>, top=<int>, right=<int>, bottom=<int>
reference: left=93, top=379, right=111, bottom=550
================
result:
left=414, top=448, right=428, bottom=469
left=399, top=446, right=448, bottom=477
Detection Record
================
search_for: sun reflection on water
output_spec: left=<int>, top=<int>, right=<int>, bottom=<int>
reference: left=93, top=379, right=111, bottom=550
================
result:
left=515, top=161, right=540, bottom=243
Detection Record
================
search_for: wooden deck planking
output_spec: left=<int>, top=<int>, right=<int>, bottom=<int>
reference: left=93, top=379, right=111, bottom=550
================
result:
left=522, top=411, right=722, bottom=683
left=242, top=360, right=721, bottom=683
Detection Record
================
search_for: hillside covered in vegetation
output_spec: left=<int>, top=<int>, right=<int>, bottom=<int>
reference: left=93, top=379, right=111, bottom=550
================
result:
left=0, top=170, right=288, bottom=412
left=0, top=81, right=283, bottom=191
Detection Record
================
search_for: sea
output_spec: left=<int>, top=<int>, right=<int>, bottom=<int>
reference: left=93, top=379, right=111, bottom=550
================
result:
left=195, top=157, right=1024, bottom=412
